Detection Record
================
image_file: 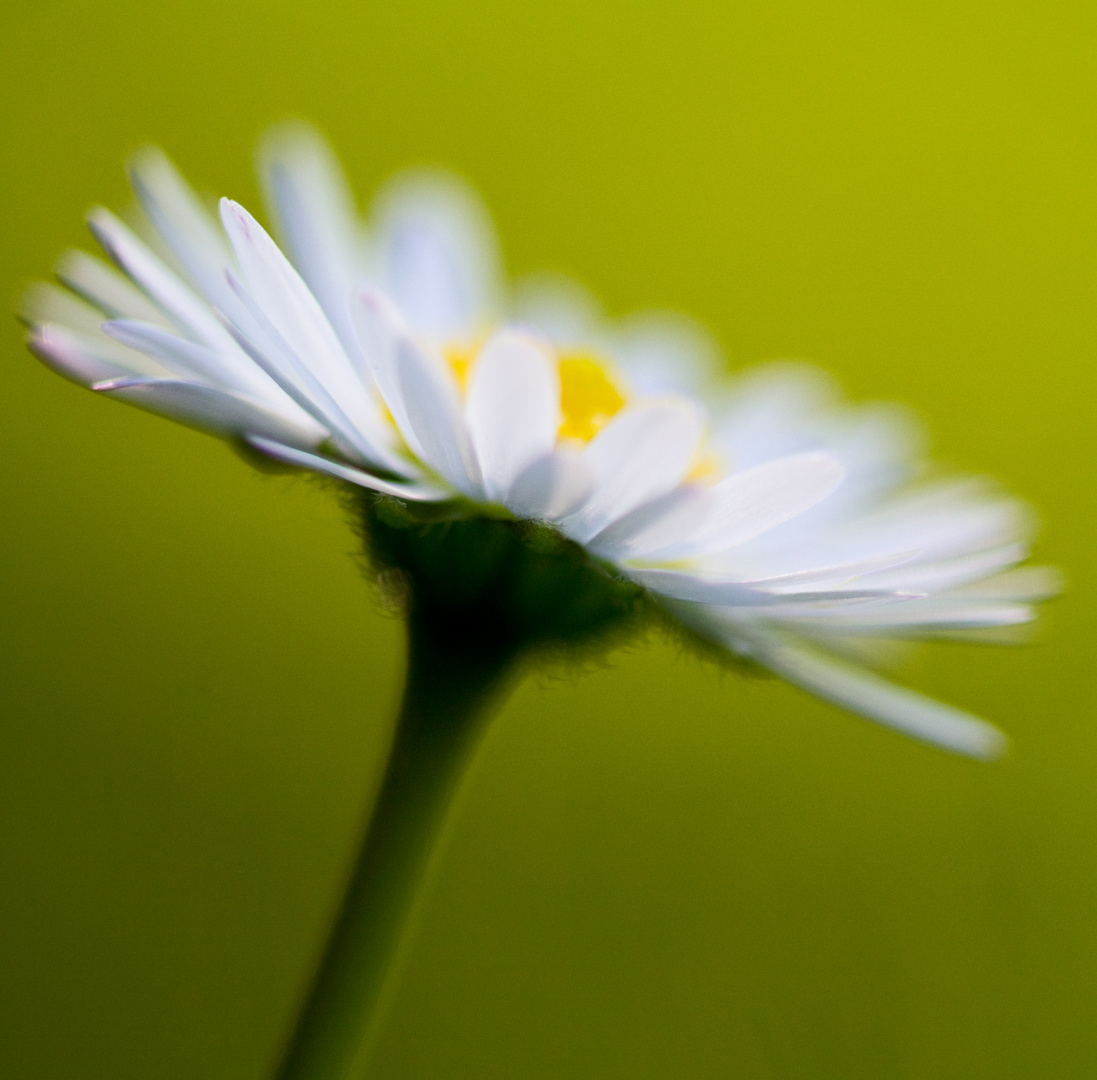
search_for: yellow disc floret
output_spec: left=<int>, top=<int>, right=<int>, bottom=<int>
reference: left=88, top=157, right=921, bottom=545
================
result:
left=557, top=353, right=626, bottom=442
left=445, top=339, right=627, bottom=445
left=444, top=341, right=479, bottom=391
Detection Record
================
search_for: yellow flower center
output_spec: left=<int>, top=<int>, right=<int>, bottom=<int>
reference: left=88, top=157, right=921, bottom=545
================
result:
left=556, top=352, right=626, bottom=442
left=445, top=341, right=627, bottom=444
left=438, top=337, right=720, bottom=480
left=444, top=341, right=479, bottom=391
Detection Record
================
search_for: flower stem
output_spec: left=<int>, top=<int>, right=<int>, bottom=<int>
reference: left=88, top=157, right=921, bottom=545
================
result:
left=273, top=612, right=518, bottom=1080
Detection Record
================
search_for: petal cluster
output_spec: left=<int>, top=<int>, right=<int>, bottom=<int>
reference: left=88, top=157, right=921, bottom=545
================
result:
left=23, top=124, right=1057, bottom=759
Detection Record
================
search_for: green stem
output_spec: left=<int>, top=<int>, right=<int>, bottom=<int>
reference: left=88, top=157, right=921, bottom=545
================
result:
left=274, top=614, right=518, bottom=1080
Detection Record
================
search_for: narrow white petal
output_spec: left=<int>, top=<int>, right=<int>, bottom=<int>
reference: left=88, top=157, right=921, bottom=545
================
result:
left=87, top=208, right=240, bottom=354
left=511, top=272, right=603, bottom=346
left=28, top=324, right=169, bottom=385
left=586, top=486, right=711, bottom=561
left=761, top=597, right=1034, bottom=630
left=353, top=287, right=479, bottom=494
left=352, top=287, right=416, bottom=439
left=371, top=170, right=501, bottom=338
left=724, top=552, right=922, bottom=594
left=630, top=568, right=894, bottom=606
left=465, top=330, right=559, bottom=501
left=393, top=336, right=481, bottom=495
left=688, top=451, right=846, bottom=556
left=949, top=565, right=1063, bottom=602
left=92, top=377, right=325, bottom=446
left=563, top=397, right=704, bottom=543
left=259, top=123, right=364, bottom=363
left=22, top=282, right=126, bottom=339
left=746, top=631, right=1008, bottom=759
left=506, top=450, right=593, bottom=521
left=860, top=543, right=1029, bottom=594
left=128, top=146, right=239, bottom=313
left=248, top=437, right=445, bottom=501
left=56, top=249, right=173, bottom=325
left=223, top=273, right=406, bottom=474
left=611, top=311, right=722, bottom=397
left=748, top=482, right=1033, bottom=578
left=103, top=319, right=256, bottom=389
left=219, top=199, right=386, bottom=441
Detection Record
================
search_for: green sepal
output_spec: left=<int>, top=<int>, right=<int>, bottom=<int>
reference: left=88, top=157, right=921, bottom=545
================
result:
left=357, top=493, right=647, bottom=656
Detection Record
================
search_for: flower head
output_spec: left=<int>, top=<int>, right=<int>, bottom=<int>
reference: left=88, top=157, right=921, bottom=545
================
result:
left=23, top=124, right=1057, bottom=759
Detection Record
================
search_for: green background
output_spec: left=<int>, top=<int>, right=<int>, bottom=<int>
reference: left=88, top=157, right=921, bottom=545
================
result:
left=1, top=1, right=1094, bottom=1076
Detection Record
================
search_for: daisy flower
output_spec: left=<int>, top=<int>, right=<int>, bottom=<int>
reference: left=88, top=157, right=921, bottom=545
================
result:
left=23, top=124, right=1057, bottom=760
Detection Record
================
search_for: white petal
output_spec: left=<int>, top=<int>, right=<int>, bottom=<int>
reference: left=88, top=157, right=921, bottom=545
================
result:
left=103, top=319, right=255, bottom=388
left=394, top=337, right=481, bottom=495
left=687, top=452, right=846, bottom=556
left=219, top=199, right=386, bottom=442
left=465, top=330, right=559, bottom=501
left=223, top=273, right=406, bottom=474
left=726, top=552, right=922, bottom=594
left=353, top=288, right=479, bottom=495
left=506, top=450, right=593, bottom=521
left=563, top=397, right=704, bottom=543
left=259, top=123, right=364, bottom=364
left=55, top=248, right=173, bottom=325
left=352, top=288, right=419, bottom=441
left=22, top=282, right=104, bottom=338
left=586, top=486, right=711, bottom=561
left=92, top=377, right=325, bottom=446
left=27, top=324, right=169, bottom=385
left=745, top=631, right=1008, bottom=759
left=511, top=272, right=603, bottom=346
left=761, top=596, right=1034, bottom=631
left=949, top=565, right=1063, bottom=602
left=767, top=482, right=1031, bottom=574
left=859, top=543, right=1028, bottom=594
left=630, top=568, right=893, bottom=606
left=128, top=146, right=239, bottom=313
left=87, top=208, right=240, bottom=354
left=248, top=437, right=446, bottom=501
left=611, top=311, right=722, bottom=397
left=370, top=170, right=501, bottom=339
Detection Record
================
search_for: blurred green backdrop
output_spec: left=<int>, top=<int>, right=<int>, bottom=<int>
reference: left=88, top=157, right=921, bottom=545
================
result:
left=1, top=1, right=1095, bottom=1077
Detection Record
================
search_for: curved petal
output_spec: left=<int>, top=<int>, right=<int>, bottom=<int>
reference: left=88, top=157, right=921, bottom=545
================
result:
left=55, top=249, right=172, bottom=326
left=465, top=330, right=559, bottom=501
left=104, top=319, right=268, bottom=391
left=586, top=485, right=711, bottom=561
left=258, top=123, right=364, bottom=365
left=506, top=450, right=593, bottom=521
left=22, top=282, right=118, bottom=338
left=128, top=146, right=239, bottom=315
left=760, top=596, right=1035, bottom=631
left=744, top=630, right=1008, bottom=760
left=611, top=311, right=722, bottom=397
left=92, top=377, right=326, bottom=446
left=394, top=337, right=481, bottom=496
left=87, top=208, right=240, bottom=356
left=247, top=437, right=447, bottom=501
left=562, top=397, right=704, bottom=543
left=370, top=170, right=501, bottom=339
left=949, top=565, right=1063, bottom=602
left=353, top=287, right=480, bottom=496
left=685, top=451, right=846, bottom=557
left=219, top=199, right=386, bottom=442
left=854, top=543, right=1029, bottom=594
left=630, top=568, right=896, bottom=607
left=28, top=324, right=169, bottom=386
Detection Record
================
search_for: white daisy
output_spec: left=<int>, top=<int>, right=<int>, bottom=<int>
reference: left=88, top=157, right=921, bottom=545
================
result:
left=23, top=124, right=1057, bottom=760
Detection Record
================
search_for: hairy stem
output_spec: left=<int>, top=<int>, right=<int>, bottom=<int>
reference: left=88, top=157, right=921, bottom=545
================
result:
left=273, top=614, right=517, bottom=1080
